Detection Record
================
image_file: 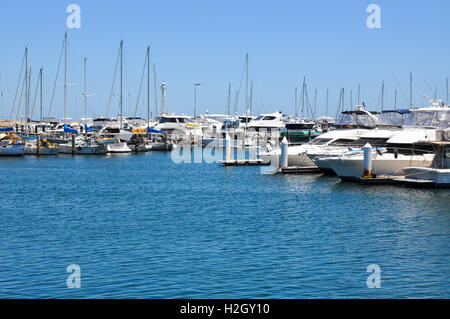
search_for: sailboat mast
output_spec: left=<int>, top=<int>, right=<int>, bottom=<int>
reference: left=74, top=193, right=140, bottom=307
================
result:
left=147, top=46, right=150, bottom=127
left=226, top=82, right=231, bottom=116
left=120, top=40, right=123, bottom=130
left=25, top=47, right=28, bottom=131
left=250, top=81, right=253, bottom=116
left=326, top=88, right=329, bottom=118
left=394, top=89, right=397, bottom=109
left=301, top=77, right=305, bottom=118
left=83, top=56, right=87, bottom=136
left=39, top=67, right=43, bottom=127
left=294, top=87, right=298, bottom=118
left=245, top=53, right=248, bottom=115
left=314, top=88, right=317, bottom=118
left=64, top=31, right=67, bottom=124
left=446, top=78, right=449, bottom=105
left=153, top=64, right=158, bottom=118
left=381, top=80, right=384, bottom=111
left=409, top=72, right=413, bottom=107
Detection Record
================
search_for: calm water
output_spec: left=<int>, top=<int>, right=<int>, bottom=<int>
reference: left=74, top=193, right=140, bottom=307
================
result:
left=0, top=152, right=449, bottom=298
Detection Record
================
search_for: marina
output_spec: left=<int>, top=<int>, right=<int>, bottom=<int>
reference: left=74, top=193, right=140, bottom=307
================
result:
left=0, top=0, right=449, bottom=302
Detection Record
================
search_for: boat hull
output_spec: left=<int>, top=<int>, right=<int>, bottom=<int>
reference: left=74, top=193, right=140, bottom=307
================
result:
left=0, top=144, right=25, bottom=156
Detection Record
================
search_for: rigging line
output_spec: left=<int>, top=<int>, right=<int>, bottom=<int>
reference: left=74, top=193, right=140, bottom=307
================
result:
left=9, top=52, right=25, bottom=122
left=134, top=50, right=147, bottom=118
left=30, top=68, right=41, bottom=120
left=105, top=45, right=121, bottom=117
left=235, top=56, right=247, bottom=114
left=15, top=73, right=26, bottom=122
left=335, top=89, right=342, bottom=120
left=391, top=72, right=411, bottom=106
left=47, top=39, right=64, bottom=119
left=424, top=80, right=434, bottom=98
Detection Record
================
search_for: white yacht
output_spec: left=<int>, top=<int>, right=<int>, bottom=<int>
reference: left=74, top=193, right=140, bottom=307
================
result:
left=259, top=108, right=379, bottom=166
left=312, top=103, right=450, bottom=179
left=154, top=114, right=202, bottom=143
left=247, top=111, right=285, bottom=132
left=59, top=136, right=108, bottom=154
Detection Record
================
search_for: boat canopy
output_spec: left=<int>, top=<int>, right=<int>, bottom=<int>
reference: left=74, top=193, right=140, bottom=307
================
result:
left=402, top=108, right=450, bottom=128
left=376, top=109, right=412, bottom=127
left=0, top=127, right=14, bottom=132
left=64, top=125, right=78, bottom=134
left=334, top=110, right=379, bottom=129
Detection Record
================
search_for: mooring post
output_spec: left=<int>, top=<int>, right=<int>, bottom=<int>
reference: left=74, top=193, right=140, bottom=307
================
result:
left=363, top=143, right=373, bottom=177
left=280, top=136, right=289, bottom=169
left=225, top=134, right=232, bottom=163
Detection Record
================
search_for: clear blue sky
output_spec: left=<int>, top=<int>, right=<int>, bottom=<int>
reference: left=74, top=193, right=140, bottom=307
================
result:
left=0, top=0, right=449, bottom=120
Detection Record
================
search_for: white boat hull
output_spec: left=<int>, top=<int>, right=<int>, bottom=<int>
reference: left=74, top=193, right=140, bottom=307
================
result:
left=59, top=143, right=107, bottom=154
left=107, top=142, right=131, bottom=153
left=315, top=153, right=435, bottom=180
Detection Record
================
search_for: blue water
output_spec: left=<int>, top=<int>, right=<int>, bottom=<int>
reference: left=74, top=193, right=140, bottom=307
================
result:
left=0, top=152, right=449, bottom=298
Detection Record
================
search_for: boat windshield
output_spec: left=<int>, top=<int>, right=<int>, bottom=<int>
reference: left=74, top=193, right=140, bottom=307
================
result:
left=254, top=116, right=264, bottom=121
left=223, top=120, right=239, bottom=129
left=262, top=116, right=277, bottom=121
left=402, top=110, right=450, bottom=128
left=334, top=111, right=378, bottom=128
left=376, top=110, right=411, bottom=127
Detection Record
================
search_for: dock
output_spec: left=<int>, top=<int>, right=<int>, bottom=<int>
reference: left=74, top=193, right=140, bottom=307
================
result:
left=278, top=166, right=322, bottom=174
left=354, top=175, right=399, bottom=185
left=219, top=159, right=270, bottom=166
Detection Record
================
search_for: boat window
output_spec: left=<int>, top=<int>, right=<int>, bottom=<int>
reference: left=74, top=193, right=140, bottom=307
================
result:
left=329, top=139, right=357, bottom=145
left=254, top=116, right=264, bottom=121
left=309, top=138, right=332, bottom=145
left=160, top=117, right=178, bottom=123
left=285, top=123, right=314, bottom=130
left=262, top=116, right=277, bottom=121
left=177, top=118, right=187, bottom=123
left=348, top=138, right=389, bottom=146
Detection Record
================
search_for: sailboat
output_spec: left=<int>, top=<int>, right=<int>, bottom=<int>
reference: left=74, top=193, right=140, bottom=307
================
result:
left=25, top=67, right=59, bottom=155
left=58, top=34, right=107, bottom=155
left=103, top=41, right=131, bottom=153
left=128, top=46, right=153, bottom=152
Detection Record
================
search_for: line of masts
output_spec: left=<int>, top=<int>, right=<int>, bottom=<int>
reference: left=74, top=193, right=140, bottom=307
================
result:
left=3, top=35, right=449, bottom=125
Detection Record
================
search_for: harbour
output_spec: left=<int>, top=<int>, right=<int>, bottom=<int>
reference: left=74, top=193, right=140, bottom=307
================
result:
left=0, top=152, right=449, bottom=298
left=0, top=0, right=449, bottom=302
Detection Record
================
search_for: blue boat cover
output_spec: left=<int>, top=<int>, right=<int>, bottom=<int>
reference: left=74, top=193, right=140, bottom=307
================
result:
left=0, top=127, right=14, bottom=132
left=64, top=125, right=78, bottom=134
left=85, top=124, right=97, bottom=132
left=147, top=127, right=165, bottom=134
